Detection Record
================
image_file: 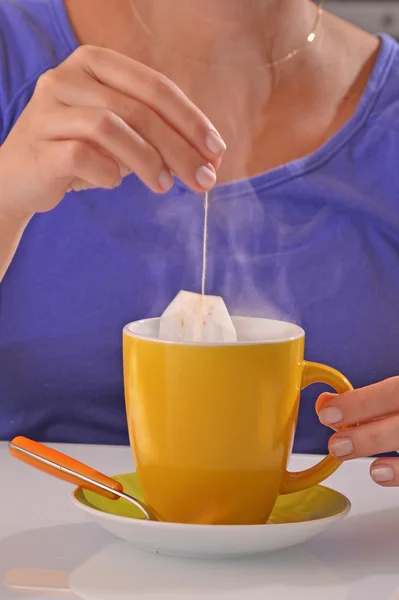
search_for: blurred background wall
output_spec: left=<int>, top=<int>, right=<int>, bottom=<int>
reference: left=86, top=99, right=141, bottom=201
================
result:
left=328, top=1, right=399, bottom=38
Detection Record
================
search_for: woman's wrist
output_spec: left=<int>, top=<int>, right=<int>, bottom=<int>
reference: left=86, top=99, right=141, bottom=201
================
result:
left=0, top=199, right=33, bottom=223
left=0, top=154, right=35, bottom=224
left=0, top=200, right=32, bottom=282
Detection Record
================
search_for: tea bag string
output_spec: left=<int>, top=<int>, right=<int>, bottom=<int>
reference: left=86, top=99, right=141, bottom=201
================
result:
left=201, top=191, right=209, bottom=297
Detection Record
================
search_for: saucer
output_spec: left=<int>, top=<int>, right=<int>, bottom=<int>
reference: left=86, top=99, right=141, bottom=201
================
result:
left=72, top=473, right=350, bottom=559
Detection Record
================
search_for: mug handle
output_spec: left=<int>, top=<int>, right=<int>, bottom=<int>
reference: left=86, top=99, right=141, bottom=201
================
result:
left=280, top=361, right=353, bottom=495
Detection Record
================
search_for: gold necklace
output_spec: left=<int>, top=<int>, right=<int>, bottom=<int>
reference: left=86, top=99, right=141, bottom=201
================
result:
left=130, top=1, right=325, bottom=69
left=267, top=0, right=325, bottom=68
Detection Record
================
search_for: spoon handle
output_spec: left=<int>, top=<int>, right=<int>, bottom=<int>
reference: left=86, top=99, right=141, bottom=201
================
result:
left=9, top=436, right=123, bottom=500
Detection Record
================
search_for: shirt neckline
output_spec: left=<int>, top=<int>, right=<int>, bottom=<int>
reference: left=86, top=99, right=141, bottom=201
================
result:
left=49, top=0, right=80, bottom=57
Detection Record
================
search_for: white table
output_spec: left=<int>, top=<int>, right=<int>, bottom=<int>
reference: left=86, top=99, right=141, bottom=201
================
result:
left=0, top=442, right=398, bottom=600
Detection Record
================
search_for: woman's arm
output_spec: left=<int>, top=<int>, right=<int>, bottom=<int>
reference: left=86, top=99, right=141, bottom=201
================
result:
left=0, top=208, right=31, bottom=283
left=0, top=152, right=33, bottom=282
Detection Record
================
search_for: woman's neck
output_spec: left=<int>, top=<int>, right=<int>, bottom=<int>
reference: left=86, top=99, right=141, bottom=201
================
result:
left=130, top=0, right=318, bottom=68
left=66, top=0, right=320, bottom=71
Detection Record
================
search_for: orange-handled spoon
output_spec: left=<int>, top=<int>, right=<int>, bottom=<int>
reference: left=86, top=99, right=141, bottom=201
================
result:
left=9, top=437, right=157, bottom=521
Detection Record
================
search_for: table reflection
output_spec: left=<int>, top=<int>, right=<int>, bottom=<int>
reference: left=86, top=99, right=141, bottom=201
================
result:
left=0, top=522, right=347, bottom=600
left=2, top=506, right=399, bottom=600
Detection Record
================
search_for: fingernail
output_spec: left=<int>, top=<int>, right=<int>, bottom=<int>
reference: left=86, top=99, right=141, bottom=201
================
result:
left=196, top=165, right=217, bottom=189
left=319, top=407, right=343, bottom=426
left=329, top=437, right=353, bottom=457
left=206, top=130, right=227, bottom=154
left=371, top=466, right=395, bottom=483
left=158, top=168, right=174, bottom=191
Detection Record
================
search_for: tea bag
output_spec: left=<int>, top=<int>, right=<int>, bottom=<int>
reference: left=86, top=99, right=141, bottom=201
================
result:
left=159, top=192, right=237, bottom=343
left=159, top=290, right=237, bottom=343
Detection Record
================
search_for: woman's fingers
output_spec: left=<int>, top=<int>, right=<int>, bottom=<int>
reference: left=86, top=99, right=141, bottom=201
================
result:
left=327, top=413, right=399, bottom=460
left=42, top=140, right=122, bottom=192
left=4, top=43, right=226, bottom=217
left=315, top=377, right=399, bottom=486
left=45, top=104, right=217, bottom=193
left=316, top=377, right=399, bottom=428
left=127, top=101, right=217, bottom=191
left=45, top=106, right=173, bottom=193
left=370, top=458, right=399, bottom=486
left=39, top=67, right=220, bottom=191
left=13, top=138, right=123, bottom=213
left=63, top=46, right=226, bottom=163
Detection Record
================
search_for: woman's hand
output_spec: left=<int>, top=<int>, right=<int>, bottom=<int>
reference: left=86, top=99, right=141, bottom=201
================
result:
left=316, top=377, right=399, bottom=486
left=0, top=45, right=226, bottom=219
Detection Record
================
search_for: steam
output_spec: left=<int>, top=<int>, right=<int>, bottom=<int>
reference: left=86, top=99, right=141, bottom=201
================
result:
left=136, top=0, right=340, bottom=325
left=154, top=171, right=346, bottom=329
left=213, top=187, right=295, bottom=322
left=156, top=181, right=292, bottom=324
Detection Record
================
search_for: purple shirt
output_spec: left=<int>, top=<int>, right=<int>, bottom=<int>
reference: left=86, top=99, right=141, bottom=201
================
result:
left=1, top=0, right=399, bottom=454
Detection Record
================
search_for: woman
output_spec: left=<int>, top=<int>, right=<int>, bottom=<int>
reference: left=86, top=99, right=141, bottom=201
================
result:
left=0, top=0, right=399, bottom=486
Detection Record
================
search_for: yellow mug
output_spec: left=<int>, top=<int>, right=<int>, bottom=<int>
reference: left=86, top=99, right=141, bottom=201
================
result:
left=123, top=316, right=352, bottom=525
